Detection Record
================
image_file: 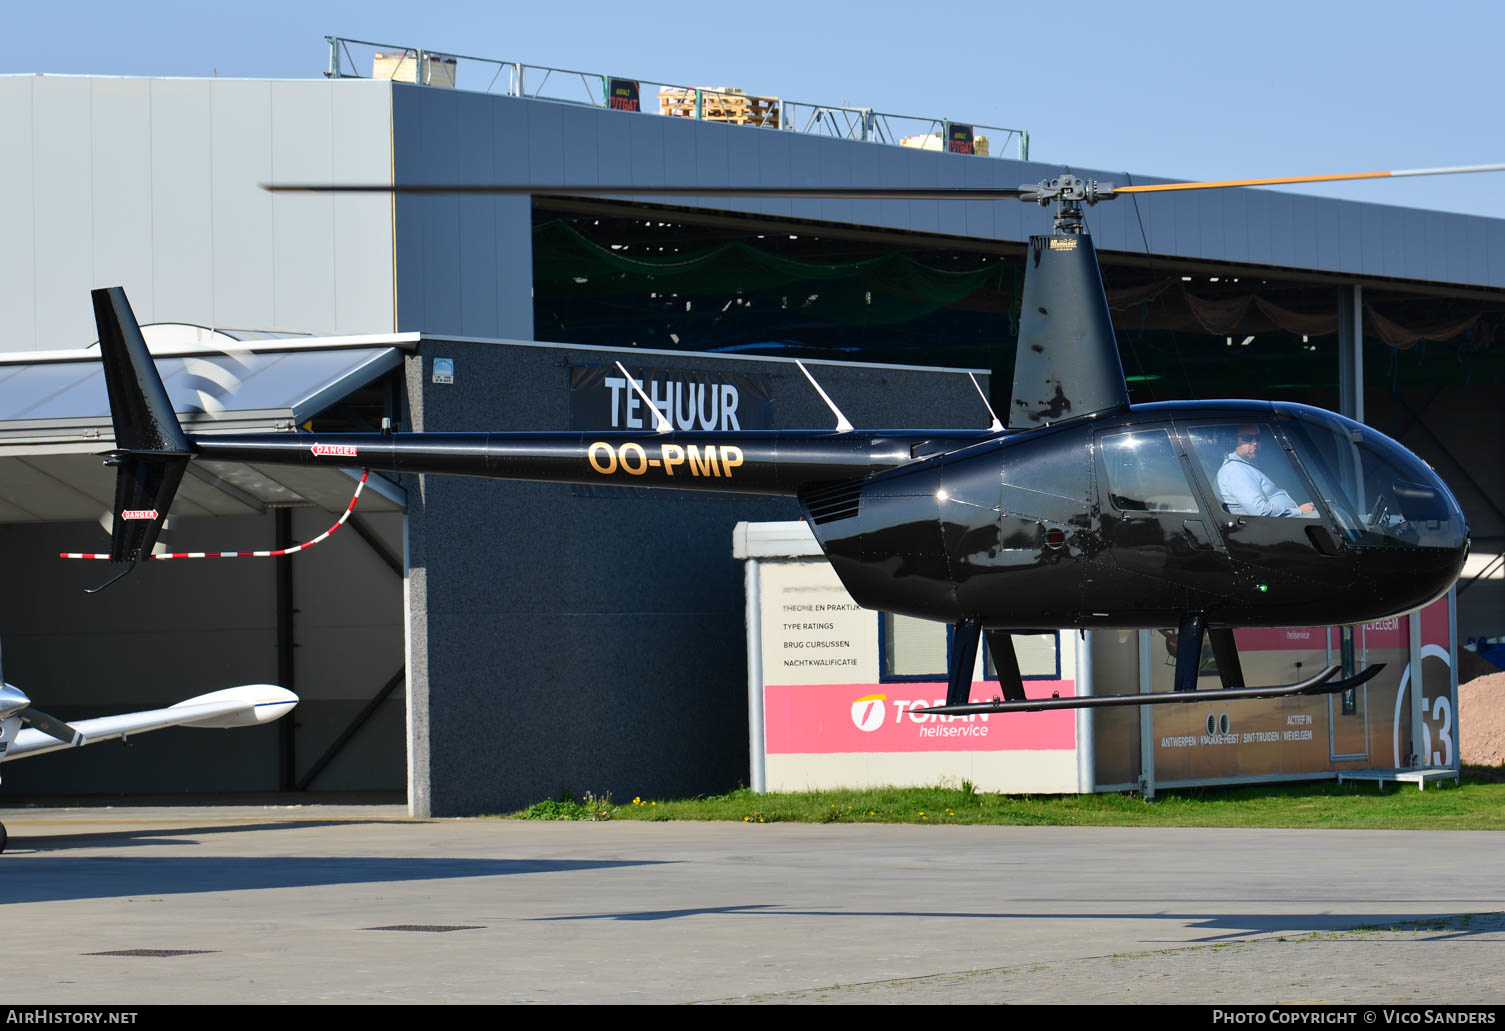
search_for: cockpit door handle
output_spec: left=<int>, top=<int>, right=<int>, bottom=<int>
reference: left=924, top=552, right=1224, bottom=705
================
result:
left=1305, top=524, right=1342, bottom=556
left=1182, top=519, right=1214, bottom=549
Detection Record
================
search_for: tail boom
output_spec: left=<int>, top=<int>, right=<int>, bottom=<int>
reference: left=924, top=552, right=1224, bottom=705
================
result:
left=188, top=429, right=986, bottom=496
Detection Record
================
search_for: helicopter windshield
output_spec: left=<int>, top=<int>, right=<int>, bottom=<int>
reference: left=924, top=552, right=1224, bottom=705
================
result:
left=1277, top=407, right=1466, bottom=550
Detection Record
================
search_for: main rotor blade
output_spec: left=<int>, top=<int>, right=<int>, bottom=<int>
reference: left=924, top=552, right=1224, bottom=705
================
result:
left=262, top=183, right=1026, bottom=201
left=1113, top=163, right=1505, bottom=195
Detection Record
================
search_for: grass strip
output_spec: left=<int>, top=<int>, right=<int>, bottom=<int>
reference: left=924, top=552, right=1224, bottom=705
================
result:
left=511, top=765, right=1505, bottom=829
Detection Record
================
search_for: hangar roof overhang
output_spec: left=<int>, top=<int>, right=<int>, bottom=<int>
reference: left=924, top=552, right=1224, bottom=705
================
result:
left=0, top=333, right=415, bottom=525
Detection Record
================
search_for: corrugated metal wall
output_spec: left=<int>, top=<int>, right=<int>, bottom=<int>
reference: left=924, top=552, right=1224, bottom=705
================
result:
left=0, top=76, right=397, bottom=351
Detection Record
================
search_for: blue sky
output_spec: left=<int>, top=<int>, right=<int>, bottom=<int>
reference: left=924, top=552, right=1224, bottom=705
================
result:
left=14, top=0, right=1505, bottom=218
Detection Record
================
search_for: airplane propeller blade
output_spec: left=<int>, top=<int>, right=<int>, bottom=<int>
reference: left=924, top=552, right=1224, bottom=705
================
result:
left=20, top=708, right=86, bottom=747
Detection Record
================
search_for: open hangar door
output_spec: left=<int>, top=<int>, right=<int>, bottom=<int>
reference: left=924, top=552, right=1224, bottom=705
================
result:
left=0, top=338, right=408, bottom=797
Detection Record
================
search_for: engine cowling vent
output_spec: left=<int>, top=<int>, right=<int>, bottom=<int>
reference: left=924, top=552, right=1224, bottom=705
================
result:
left=801, top=481, right=862, bottom=525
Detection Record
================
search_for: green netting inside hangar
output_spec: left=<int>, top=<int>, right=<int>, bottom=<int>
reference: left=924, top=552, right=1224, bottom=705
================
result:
left=531, top=208, right=1505, bottom=413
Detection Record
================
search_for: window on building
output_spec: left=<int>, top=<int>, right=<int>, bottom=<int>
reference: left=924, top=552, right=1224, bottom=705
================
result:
left=880, top=614, right=1060, bottom=681
left=985, top=632, right=1060, bottom=680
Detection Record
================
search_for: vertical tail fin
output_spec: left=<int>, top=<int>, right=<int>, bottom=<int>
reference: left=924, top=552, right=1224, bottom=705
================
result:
left=90, top=288, right=191, bottom=579
left=1008, top=233, right=1129, bottom=430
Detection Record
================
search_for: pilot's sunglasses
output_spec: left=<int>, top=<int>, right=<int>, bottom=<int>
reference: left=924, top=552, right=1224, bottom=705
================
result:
left=1238, top=433, right=1261, bottom=443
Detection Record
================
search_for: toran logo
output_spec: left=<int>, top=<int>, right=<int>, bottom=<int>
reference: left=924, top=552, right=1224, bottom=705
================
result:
left=850, top=693, right=886, bottom=733
left=312, top=443, right=359, bottom=457
left=121, top=509, right=159, bottom=521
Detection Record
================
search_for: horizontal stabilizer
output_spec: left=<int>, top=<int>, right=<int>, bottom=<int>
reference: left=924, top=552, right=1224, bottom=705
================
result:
left=915, top=663, right=1383, bottom=716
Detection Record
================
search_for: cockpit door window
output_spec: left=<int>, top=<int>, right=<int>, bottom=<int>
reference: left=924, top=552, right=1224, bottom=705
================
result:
left=1184, top=422, right=1321, bottom=521
left=1181, top=420, right=1350, bottom=571
left=1098, top=428, right=1201, bottom=514
left=1092, top=427, right=1230, bottom=608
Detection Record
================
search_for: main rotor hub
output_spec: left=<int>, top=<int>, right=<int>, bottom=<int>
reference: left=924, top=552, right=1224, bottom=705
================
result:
left=1017, top=175, right=1119, bottom=234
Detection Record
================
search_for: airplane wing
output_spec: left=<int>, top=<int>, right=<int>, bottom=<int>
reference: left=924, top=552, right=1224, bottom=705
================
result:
left=2, top=685, right=297, bottom=762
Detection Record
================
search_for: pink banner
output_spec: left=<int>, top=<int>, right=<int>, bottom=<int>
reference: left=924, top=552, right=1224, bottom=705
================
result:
left=765, top=681, right=1076, bottom=754
left=1231, top=627, right=1332, bottom=652
left=1229, top=596, right=1448, bottom=655
left=1359, top=615, right=1408, bottom=652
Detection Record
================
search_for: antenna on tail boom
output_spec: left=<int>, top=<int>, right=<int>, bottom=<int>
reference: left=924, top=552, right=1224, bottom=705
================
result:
left=614, top=361, right=673, bottom=435
left=795, top=361, right=853, bottom=434
left=968, top=373, right=1004, bottom=433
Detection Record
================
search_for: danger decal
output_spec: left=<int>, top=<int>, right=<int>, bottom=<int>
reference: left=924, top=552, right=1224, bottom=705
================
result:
left=312, top=443, right=359, bottom=458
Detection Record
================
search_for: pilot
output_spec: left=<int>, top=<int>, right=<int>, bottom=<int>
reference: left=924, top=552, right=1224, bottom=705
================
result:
left=1217, top=424, right=1317, bottom=518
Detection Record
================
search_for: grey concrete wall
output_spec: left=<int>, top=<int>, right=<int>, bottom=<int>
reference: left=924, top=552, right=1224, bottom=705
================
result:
left=403, top=339, right=996, bottom=816
left=0, top=76, right=397, bottom=352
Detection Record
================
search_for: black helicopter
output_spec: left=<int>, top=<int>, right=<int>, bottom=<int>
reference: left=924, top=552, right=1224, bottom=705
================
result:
left=84, top=165, right=1479, bottom=716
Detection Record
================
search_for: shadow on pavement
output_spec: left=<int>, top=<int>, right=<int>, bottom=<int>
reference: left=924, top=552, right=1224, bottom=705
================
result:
left=536, top=905, right=1505, bottom=940
left=3, top=855, right=673, bottom=903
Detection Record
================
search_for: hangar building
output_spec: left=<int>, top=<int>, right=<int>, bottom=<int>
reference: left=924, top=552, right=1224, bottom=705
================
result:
left=1, top=44, right=1501, bottom=814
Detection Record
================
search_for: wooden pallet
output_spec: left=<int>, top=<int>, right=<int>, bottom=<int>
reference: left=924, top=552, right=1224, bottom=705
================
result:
left=659, top=87, right=780, bottom=127
left=372, top=50, right=457, bottom=89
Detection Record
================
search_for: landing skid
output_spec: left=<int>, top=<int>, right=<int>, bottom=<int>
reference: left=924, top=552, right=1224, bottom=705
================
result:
left=915, top=663, right=1383, bottom=716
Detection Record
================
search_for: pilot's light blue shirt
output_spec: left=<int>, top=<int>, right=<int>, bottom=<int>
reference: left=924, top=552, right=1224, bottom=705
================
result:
left=1217, top=452, right=1310, bottom=517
